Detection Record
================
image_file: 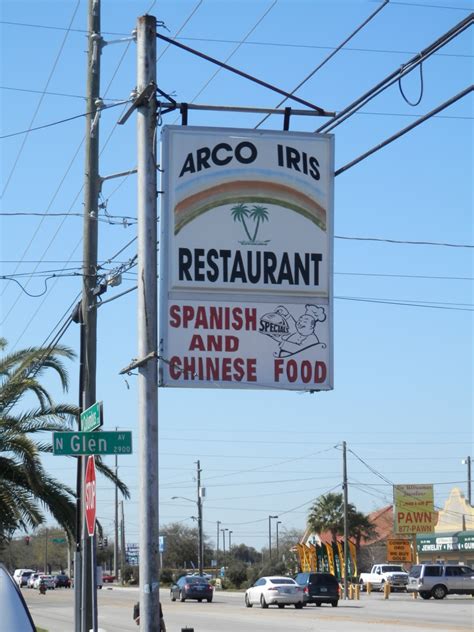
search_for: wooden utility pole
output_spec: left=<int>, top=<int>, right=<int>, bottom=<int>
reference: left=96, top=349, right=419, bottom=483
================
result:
left=79, top=1, right=102, bottom=630
left=136, top=15, right=159, bottom=631
left=197, top=460, right=203, bottom=576
left=342, top=441, right=349, bottom=600
left=114, top=449, right=119, bottom=579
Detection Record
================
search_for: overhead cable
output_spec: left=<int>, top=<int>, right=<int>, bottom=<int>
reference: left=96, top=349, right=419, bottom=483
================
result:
left=255, top=0, right=390, bottom=128
left=335, top=85, right=473, bottom=175
left=156, top=32, right=331, bottom=115
left=177, top=0, right=278, bottom=110
left=0, top=100, right=131, bottom=140
left=1, top=0, right=81, bottom=197
left=317, top=12, right=474, bottom=133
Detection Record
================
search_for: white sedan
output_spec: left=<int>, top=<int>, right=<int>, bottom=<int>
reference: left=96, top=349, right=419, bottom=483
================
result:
left=245, top=576, right=304, bottom=609
left=33, top=575, right=56, bottom=590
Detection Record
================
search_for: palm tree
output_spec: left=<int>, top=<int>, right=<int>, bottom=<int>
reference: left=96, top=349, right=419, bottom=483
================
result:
left=307, top=493, right=377, bottom=547
left=307, top=493, right=349, bottom=543
left=249, top=205, right=269, bottom=242
left=0, top=338, right=129, bottom=545
left=349, top=511, right=378, bottom=551
left=230, top=203, right=253, bottom=241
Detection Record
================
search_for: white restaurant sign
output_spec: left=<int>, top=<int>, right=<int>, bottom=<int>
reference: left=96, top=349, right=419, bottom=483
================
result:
left=159, top=126, right=334, bottom=390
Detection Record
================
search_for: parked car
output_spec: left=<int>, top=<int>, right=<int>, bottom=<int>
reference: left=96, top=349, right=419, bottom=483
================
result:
left=33, top=574, right=56, bottom=590
left=102, top=573, right=116, bottom=583
left=407, top=563, right=474, bottom=600
left=12, top=569, right=35, bottom=588
left=245, top=576, right=304, bottom=609
left=27, top=573, right=41, bottom=588
left=54, top=573, right=71, bottom=588
left=359, top=564, right=408, bottom=592
left=294, top=571, right=340, bottom=607
left=170, top=575, right=214, bottom=603
left=0, top=564, right=36, bottom=631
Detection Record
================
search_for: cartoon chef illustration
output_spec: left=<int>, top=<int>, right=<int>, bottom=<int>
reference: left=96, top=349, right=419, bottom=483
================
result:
left=260, top=304, right=326, bottom=358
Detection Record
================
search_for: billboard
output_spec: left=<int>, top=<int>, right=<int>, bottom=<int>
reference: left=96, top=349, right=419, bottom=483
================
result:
left=159, top=126, right=334, bottom=390
left=393, top=484, right=438, bottom=534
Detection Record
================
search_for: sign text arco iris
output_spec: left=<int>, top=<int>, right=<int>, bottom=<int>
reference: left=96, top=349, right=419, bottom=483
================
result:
left=159, top=126, right=334, bottom=391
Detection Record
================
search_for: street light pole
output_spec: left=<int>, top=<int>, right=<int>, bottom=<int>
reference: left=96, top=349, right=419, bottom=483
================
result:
left=228, top=530, right=233, bottom=551
left=171, top=488, right=204, bottom=575
left=221, top=528, right=227, bottom=562
left=216, top=521, right=221, bottom=567
left=276, top=521, right=281, bottom=559
left=268, top=515, right=278, bottom=562
left=462, top=457, right=472, bottom=505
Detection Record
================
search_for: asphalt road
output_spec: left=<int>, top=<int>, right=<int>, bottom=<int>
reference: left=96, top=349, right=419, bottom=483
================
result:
left=23, top=586, right=474, bottom=632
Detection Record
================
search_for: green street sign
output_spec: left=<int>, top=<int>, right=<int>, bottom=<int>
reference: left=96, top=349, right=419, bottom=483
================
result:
left=53, top=431, right=132, bottom=456
left=80, top=401, right=103, bottom=432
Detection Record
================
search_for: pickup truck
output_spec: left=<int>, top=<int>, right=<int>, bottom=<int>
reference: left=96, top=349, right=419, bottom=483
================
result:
left=359, top=564, right=409, bottom=592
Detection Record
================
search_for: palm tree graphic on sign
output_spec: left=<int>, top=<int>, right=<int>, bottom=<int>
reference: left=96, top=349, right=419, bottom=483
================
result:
left=231, top=203, right=270, bottom=244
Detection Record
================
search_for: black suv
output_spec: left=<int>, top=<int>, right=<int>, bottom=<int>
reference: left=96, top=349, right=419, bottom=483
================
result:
left=294, top=572, right=339, bottom=607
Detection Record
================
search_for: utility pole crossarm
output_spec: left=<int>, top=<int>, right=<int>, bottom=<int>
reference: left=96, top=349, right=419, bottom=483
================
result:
left=118, top=82, right=157, bottom=125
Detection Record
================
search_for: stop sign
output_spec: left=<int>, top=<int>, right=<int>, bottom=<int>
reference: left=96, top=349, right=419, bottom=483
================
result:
left=84, top=456, right=97, bottom=536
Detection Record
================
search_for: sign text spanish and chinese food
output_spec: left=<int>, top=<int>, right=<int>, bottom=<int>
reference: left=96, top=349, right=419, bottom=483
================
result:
left=393, top=484, right=438, bottom=534
left=159, top=126, right=334, bottom=390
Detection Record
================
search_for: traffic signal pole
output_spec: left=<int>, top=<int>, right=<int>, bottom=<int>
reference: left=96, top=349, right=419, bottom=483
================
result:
left=136, top=15, right=160, bottom=632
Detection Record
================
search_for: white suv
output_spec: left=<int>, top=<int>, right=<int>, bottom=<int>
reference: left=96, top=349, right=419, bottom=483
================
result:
left=407, top=564, right=474, bottom=600
left=13, top=569, right=35, bottom=588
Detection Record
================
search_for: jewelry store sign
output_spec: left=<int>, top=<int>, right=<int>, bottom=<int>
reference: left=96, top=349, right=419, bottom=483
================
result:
left=159, top=126, right=334, bottom=390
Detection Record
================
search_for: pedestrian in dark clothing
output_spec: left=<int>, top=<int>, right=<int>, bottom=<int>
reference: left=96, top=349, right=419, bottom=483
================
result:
left=133, top=601, right=166, bottom=630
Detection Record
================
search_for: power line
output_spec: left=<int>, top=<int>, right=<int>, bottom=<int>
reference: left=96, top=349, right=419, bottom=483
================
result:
left=3, top=264, right=472, bottom=284
left=176, top=0, right=279, bottom=109
left=156, top=32, right=331, bottom=116
left=1, top=0, right=81, bottom=197
left=4, top=16, right=138, bottom=345
left=0, top=100, right=130, bottom=140
left=0, top=211, right=137, bottom=224
left=317, top=12, right=474, bottom=134
left=336, top=271, right=474, bottom=281
left=334, top=235, right=474, bottom=248
left=3, top=86, right=472, bottom=118
left=337, top=296, right=473, bottom=311
left=389, top=1, right=473, bottom=10
left=255, top=0, right=390, bottom=128
left=171, top=37, right=474, bottom=58
left=98, top=0, right=206, bottom=206
left=336, top=85, right=473, bottom=175
left=157, top=0, right=203, bottom=62
left=2, top=20, right=473, bottom=56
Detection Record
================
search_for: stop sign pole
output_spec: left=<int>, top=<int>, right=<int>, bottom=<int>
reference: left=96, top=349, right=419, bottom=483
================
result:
left=85, top=456, right=97, bottom=535
left=84, top=456, right=98, bottom=632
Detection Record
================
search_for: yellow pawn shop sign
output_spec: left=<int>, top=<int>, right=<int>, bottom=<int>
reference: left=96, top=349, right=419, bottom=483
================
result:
left=393, top=484, right=438, bottom=534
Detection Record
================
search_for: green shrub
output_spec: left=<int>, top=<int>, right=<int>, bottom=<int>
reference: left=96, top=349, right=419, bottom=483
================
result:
left=226, top=561, right=248, bottom=588
left=159, top=568, right=174, bottom=585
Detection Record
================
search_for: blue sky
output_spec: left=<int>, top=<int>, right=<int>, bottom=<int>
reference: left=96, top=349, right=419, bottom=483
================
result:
left=1, top=0, right=473, bottom=551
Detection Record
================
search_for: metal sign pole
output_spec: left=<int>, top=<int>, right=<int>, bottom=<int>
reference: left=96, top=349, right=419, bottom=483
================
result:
left=136, top=14, right=159, bottom=632
left=91, top=534, right=98, bottom=632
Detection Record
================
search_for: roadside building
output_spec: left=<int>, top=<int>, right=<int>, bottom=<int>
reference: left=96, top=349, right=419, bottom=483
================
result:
left=299, top=488, right=474, bottom=574
left=417, top=488, right=474, bottom=567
